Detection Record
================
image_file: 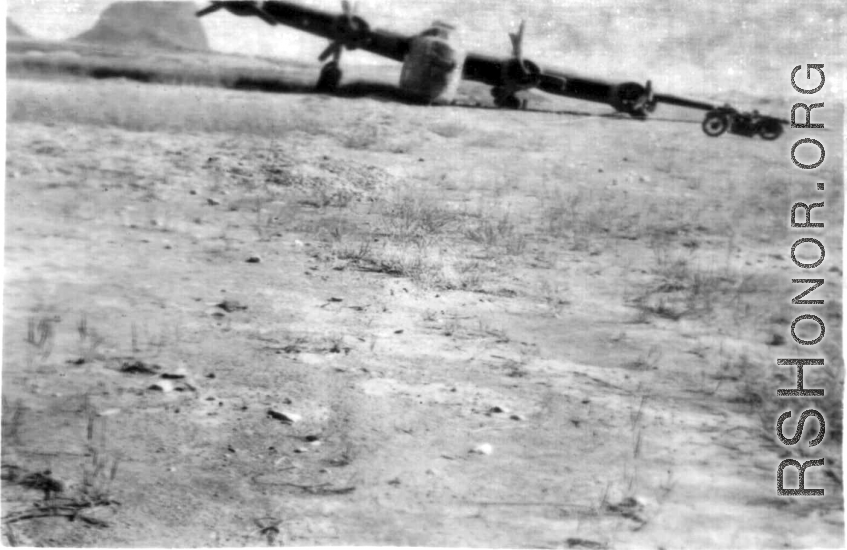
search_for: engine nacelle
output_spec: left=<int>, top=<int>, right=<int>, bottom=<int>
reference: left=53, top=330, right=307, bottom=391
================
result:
left=611, top=81, right=655, bottom=117
left=399, top=22, right=466, bottom=104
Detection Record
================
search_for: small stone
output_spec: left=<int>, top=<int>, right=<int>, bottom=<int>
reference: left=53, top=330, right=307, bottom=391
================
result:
left=293, top=447, right=309, bottom=454
left=470, top=443, right=493, bottom=455
left=509, top=414, right=525, bottom=421
left=149, top=380, right=175, bottom=393
left=207, top=198, right=221, bottom=206
left=189, top=189, right=197, bottom=195
left=97, top=408, right=121, bottom=417
left=488, top=405, right=510, bottom=414
left=216, top=300, right=247, bottom=312
left=639, top=175, right=651, bottom=183
left=161, top=365, right=189, bottom=379
left=294, top=240, right=305, bottom=248
left=268, top=409, right=301, bottom=424
left=246, top=256, right=262, bottom=263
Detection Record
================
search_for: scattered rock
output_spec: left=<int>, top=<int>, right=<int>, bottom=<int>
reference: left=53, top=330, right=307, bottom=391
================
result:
left=161, top=365, right=189, bottom=379
left=246, top=255, right=262, bottom=263
left=565, top=537, right=607, bottom=549
left=207, top=198, right=221, bottom=206
left=267, top=409, right=301, bottom=424
left=120, top=359, right=161, bottom=375
left=604, top=496, right=646, bottom=524
left=20, top=470, right=65, bottom=496
left=149, top=380, right=175, bottom=392
left=470, top=443, right=493, bottom=455
left=216, top=300, right=248, bottom=312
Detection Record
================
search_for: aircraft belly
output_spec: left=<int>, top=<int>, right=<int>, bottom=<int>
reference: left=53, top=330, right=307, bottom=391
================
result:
left=399, top=35, right=465, bottom=104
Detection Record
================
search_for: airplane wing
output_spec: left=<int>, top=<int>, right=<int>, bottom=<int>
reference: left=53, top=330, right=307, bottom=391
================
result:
left=198, top=1, right=786, bottom=138
left=197, top=1, right=411, bottom=63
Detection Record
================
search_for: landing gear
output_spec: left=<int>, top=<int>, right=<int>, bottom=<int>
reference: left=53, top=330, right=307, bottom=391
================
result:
left=758, top=118, right=783, bottom=141
left=492, top=87, right=526, bottom=109
left=701, top=106, right=786, bottom=139
left=316, top=61, right=342, bottom=92
left=701, top=111, right=729, bottom=137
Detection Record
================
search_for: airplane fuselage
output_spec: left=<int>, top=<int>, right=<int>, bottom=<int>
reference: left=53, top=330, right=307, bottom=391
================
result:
left=399, top=23, right=466, bottom=104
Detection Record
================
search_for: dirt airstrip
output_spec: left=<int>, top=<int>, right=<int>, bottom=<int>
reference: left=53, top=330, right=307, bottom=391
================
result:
left=2, top=74, right=844, bottom=548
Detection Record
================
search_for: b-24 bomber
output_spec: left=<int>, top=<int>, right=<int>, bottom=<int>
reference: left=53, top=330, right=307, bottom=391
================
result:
left=198, top=0, right=787, bottom=139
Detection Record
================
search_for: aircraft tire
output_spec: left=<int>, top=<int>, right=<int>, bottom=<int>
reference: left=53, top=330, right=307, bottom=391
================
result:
left=702, top=113, right=729, bottom=137
left=316, top=63, right=342, bottom=92
left=495, top=94, right=522, bottom=109
left=758, top=120, right=783, bottom=141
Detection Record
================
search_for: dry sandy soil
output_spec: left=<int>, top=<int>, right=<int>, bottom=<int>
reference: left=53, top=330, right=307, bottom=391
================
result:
left=2, top=72, right=845, bottom=548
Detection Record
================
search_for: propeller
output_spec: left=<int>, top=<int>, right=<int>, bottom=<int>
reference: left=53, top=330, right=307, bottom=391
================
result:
left=503, top=20, right=540, bottom=89
left=196, top=2, right=277, bottom=26
left=614, top=79, right=658, bottom=117
left=318, top=1, right=370, bottom=63
left=509, top=20, right=525, bottom=63
left=642, top=80, right=656, bottom=112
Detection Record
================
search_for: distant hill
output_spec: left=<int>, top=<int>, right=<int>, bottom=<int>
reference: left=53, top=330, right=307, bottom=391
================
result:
left=7, top=17, right=29, bottom=39
left=75, top=1, right=209, bottom=52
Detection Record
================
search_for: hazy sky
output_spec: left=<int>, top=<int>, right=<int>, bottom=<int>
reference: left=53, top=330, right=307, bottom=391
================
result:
left=7, top=0, right=845, bottom=98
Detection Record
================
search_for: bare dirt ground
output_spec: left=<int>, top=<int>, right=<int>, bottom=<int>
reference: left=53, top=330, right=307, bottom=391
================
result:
left=3, top=75, right=844, bottom=548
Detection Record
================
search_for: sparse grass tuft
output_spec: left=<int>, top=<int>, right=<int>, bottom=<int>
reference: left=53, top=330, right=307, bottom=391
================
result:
left=25, top=316, right=58, bottom=363
left=379, top=193, right=457, bottom=245
left=1, top=396, right=25, bottom=451
left=464, top=211, right=527, bottom=255
left=76, top=314, right=105, bottom=363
